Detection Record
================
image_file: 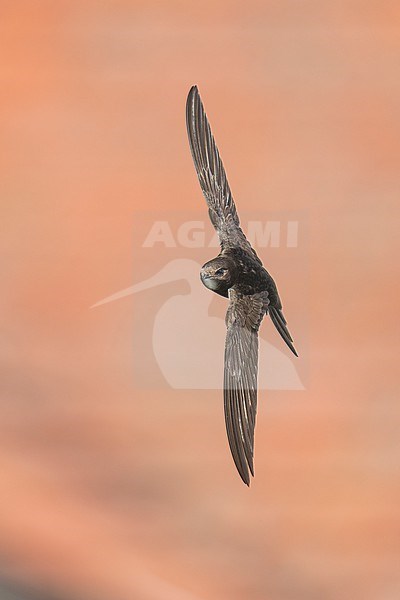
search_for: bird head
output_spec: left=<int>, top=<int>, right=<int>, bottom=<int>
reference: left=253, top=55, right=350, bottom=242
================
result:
left=200, top=256, right=236, bottom=294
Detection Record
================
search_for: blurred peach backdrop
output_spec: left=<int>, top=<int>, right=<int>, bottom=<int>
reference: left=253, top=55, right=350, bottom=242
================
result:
left=1, top=2, right=399, bottom=599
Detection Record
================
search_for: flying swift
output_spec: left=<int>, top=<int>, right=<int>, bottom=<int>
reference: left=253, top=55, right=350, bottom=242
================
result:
left=186, top=86, right=298, bottom=485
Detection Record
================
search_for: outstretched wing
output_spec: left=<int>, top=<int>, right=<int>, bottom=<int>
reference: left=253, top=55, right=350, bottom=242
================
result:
left=186, top=85, right=261, bottom=263
left=224, top=288, right=269, bottom=485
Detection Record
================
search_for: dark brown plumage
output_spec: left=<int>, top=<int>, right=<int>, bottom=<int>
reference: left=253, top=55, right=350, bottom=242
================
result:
left=186, top=85, right=298, bottom=485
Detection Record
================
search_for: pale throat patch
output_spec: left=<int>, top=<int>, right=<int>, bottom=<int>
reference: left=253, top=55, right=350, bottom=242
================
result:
left=202, top=277, right=220, bottom=291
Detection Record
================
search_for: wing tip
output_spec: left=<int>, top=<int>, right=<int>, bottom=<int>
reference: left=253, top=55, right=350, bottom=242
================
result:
left=186, top=86, right=200, bottom=132
left=187, top=84, right=199, bottom=100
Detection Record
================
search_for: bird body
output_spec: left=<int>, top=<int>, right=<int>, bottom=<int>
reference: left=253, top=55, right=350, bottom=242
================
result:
left=186, top=86, right=298, bottom=485
left=202, top=247, right=279, bottom=298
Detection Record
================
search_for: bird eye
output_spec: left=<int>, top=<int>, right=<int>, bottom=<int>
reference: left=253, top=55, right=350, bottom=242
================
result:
left=215, top=268, right=227, bottom=276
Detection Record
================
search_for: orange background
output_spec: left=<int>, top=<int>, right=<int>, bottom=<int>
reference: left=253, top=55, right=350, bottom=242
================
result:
left=1, top=2, right=399, bottom=599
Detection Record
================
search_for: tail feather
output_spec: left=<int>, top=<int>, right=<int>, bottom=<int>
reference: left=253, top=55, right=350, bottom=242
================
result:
left=269, top=306, right=298, bottom=357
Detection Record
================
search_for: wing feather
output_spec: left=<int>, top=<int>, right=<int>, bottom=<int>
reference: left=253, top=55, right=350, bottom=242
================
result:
left=224, top=289, right=269, bottom=485
left=186, top=86, right=261, bottom=263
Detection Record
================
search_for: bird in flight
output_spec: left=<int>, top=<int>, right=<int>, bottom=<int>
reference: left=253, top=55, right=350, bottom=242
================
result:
left=186, top=86, right=298, bottom=486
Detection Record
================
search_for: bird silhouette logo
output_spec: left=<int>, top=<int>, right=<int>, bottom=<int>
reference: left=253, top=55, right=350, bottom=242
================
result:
left=92, top=257, right=303, bottom=393
left=92, top=87, right=305, bottom=485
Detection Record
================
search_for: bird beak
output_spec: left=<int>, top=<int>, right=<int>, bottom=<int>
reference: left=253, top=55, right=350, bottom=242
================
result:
left=91, top=265, right=182, bottom=308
